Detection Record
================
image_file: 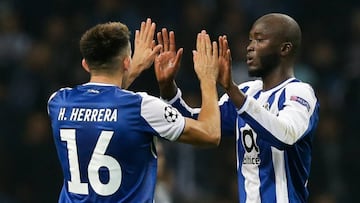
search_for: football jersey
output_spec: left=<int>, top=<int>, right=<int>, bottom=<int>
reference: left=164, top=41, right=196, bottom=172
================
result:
left=47, top=83, right=185, bottom=203
left=166, top=78, right=319, bottom=203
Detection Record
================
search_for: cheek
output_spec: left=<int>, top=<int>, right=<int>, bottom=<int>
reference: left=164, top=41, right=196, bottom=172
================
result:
left=260, top=52, right=280, bottom=69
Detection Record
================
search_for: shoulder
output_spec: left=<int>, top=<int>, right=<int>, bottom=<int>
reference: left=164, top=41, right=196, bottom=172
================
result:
left=47, top=87, right=73, bottom=104
left=284, top=81, right=319, bottom=112
left=285, top=81, right=317, bottom=99
left=135, top=92, right=168, bottom=108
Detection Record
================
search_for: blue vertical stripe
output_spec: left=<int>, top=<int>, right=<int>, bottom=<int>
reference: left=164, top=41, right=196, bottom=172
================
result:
left=258, top=140, right=277, bottom=202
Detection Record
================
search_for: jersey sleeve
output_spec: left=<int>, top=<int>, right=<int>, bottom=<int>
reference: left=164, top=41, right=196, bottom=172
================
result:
left=237, top=82, right=319, bottom=146
left=139, top=92, right=185, bottom=141
left=163, top=88, right=238, bottom=137
left=218, top=94, right=238, bottom=137
left=47, top=87, right=72, bottom=118
left=47, top=91, right=58, bottom=115
left=163, top=89, right=201, bottom=118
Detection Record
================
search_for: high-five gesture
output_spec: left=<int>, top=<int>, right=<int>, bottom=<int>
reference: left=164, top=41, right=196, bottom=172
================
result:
left=182, top=30, right=221, bottom=145
left=193, top=30, right=219, bottom=84
left=154, top=28, right=183, bottom=99
left=123, top=18, right=162, bottom=89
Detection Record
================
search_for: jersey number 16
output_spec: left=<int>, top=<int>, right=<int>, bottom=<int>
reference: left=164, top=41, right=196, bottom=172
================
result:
left=60, top=129, right=122, bottom=196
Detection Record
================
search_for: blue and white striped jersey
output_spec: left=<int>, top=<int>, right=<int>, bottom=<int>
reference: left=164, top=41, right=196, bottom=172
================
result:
left=167, top=78, right=319, bottom=203
left=47, top=83, right=185, bottom=203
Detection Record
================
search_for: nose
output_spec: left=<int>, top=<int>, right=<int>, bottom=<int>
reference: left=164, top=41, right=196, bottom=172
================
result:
left=247, top=41, right=254, bottom=52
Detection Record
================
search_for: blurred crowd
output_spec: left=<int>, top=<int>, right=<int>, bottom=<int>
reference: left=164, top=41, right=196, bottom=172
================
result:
left=0, top=0, right=358, bottom=202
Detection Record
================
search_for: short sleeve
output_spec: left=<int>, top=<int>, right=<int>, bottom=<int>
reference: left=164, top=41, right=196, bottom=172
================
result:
left=138, top=92, right=185, bottom=141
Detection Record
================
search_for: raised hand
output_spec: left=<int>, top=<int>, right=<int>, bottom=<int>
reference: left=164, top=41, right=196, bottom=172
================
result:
left=192, top=30, right=219, bottom=84
left=217, top=35, right=234, bottom=90
left=154, top=28, right=183, bottom=99
left=123, top=18, right=162, bottom=89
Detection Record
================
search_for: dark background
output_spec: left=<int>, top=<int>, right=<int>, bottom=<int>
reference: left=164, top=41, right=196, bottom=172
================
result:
left=0, top=0, right=359, bottom=202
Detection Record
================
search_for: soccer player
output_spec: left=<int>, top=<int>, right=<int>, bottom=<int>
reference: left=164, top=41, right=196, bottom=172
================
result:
left=47, top=18, right=221, bottom=202
left=155, top=13, right=320, bottom=202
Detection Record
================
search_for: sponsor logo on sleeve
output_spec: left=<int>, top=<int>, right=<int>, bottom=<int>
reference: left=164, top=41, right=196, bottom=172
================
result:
left=290, top=96, right=310, bottom=111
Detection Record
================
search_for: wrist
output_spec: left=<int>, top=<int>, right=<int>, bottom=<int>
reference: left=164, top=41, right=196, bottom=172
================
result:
left=200, top=78, right=217, bottom=87
left=225, top=81, right=238, bottom=93
left=159, top=80, right=178, bottom=100
left=226, top=83, right=246, bottom=109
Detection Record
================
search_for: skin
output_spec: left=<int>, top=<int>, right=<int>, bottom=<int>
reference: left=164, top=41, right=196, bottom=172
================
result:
left=155, top=29, right=221, bottom=147
left=156, top=13, right=302, bottom=109
left=83, top=19, right=221, bottom=147
left=82, top=18, right=162, bottom=89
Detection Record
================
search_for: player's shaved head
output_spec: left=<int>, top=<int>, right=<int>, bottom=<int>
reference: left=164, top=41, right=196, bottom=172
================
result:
left=254, top=13, right=302, bottom=56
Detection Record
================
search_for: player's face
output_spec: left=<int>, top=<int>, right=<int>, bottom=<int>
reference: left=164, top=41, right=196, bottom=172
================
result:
left=246, top=21, right=281, bottom=78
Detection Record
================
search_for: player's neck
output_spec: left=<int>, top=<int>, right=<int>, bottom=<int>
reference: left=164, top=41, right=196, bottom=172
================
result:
left=89, top=74, right=123, bottom=88
left=262, top=67, right=294, bottom=91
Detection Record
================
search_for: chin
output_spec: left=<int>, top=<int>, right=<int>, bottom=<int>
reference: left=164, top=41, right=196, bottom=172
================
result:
left=248, top=66, right=261, bottom=77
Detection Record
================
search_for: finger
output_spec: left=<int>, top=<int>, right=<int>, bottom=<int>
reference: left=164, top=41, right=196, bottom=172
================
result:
left=139, top=21, right=146, bottom=40
left=192, top=50, right=198, bottom=64
left=218, top=36, right=223, bottom=56
left=196, top=32, right=201, bottom=52
left=157, top=32, right=164, bottom=52
left=151, top=40, right=156, bottom=49
left=162, top=28, right=169, bottom=51
left=135, top=30, right=140, bottom=45
left=223, top=35, right=229, bottom=50
left=212, top=41, right=218, bottom=59
left=199, top=30, right=206, bottom=54
left=146, top=22, right=156, bottom=44
left=227, top=49, right=232, bottom=62
left=152, top=44, right=162, bottom=56
left=169, top=31, right=176, bottom=52
left=173, top=48, right=184, bottom=68
left=205, top=33, right=212, bottom=56
left=144, top=18, right=152, bottom=39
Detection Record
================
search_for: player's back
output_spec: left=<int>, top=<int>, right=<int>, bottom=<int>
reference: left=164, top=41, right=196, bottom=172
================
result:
left=48, top=83, right=158, bottom=203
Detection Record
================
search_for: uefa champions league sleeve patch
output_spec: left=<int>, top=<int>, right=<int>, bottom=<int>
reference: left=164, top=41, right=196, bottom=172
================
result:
left=290, top=95, right=310, bottom=111
left=164, top=106, right=179, bottom=122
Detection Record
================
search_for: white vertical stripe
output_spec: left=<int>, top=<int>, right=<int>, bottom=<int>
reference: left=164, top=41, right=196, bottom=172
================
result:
left=242, top=164, right=261, bottom=203
left=240, top=124, right=261, bottom=203
left=271, top=147, right=289, bottom=203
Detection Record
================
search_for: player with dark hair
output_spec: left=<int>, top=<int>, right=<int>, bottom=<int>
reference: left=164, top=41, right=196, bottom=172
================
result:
left=47, top=18, right=221, bottom=202
left=155, top=13, right=320, bottom=202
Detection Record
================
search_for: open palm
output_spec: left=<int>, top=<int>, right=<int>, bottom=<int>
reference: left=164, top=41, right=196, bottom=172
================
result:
left=154, top=28, right=183, bottom=85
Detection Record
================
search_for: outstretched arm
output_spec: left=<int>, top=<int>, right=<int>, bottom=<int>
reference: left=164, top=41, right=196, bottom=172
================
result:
left=218, top=35, right=246, bottom=108
left=177, top=31, right=221, bottom=147
left=122, top=18, right=162, bottom=89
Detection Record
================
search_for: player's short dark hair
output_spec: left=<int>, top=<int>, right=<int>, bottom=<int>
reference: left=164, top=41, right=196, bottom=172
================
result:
left=80, top=22, right=130, bottom=70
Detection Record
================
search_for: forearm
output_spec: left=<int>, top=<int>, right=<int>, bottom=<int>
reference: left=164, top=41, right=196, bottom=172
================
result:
left=178, top=80, right=220, bottom=147
left=159, top=80, right=178, bottom=100
left=197, top=80, right=220, bottom=139
left=122, top=70, right=139, bottom=89
left=226, top=82, right=246, bottom=109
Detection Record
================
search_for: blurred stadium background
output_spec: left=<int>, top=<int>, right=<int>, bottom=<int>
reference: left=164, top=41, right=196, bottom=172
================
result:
left=0, top=0, right=359, bottom=202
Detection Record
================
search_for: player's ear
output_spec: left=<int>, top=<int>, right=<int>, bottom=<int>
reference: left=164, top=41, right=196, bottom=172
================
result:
left=123, top=55, right=131, bottom=71
left=82, top=59, right=90, bottom=73
left=280, top=42, right=292, bottom=56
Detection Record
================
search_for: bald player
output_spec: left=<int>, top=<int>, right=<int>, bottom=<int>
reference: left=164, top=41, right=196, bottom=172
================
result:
left=155, top=13, right=320, bottom=202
